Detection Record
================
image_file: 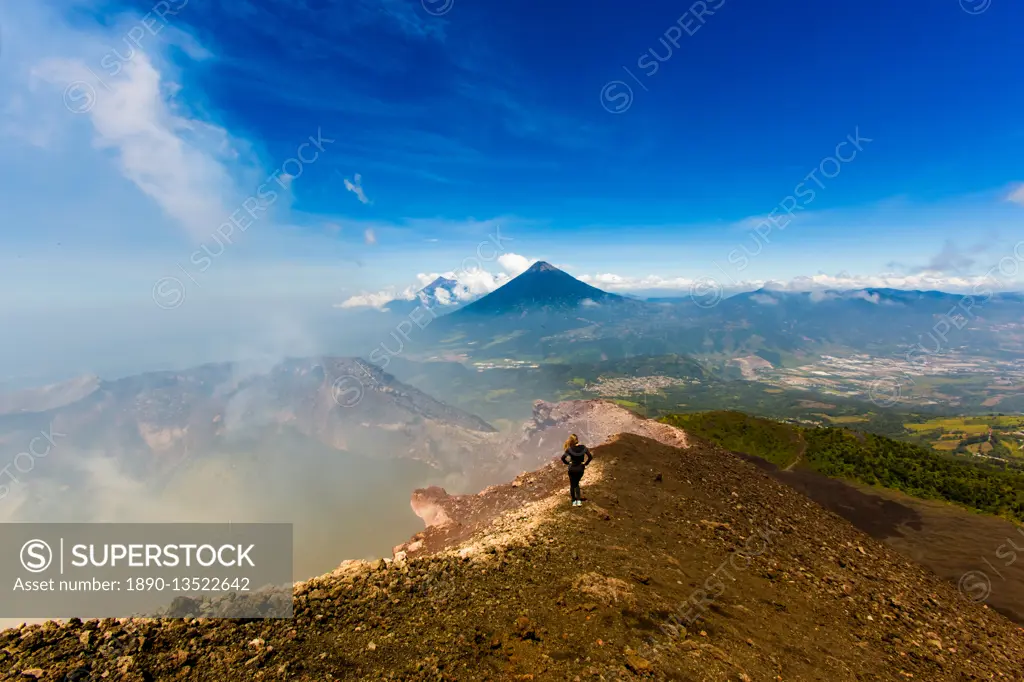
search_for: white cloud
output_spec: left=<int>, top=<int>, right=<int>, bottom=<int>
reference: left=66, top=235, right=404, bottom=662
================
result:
left=581, top=268, right=1023, bottom=296
left=579, top=273, right=701, bottom=290
left=413, top=273, right=440, bottom=287
left=849, top=290, right=881, bottom=304
left=807, top=289, right=879, bottom=304
left=344, top=173, right=371, bottom=204
left=750, top=293, right=779, bottom=305
left=759, top=271, right=1014, bottom=293
left=455, top=267, right=509, bottom=297
left=731, top=210, right=819, bottom=233
left=31, top=52, right=241, bottom=241
left=497, top=253, right=536, bottom=277
left=335, top=286, right=417, bottom=309
left=364, top=228, right=376, bottom=245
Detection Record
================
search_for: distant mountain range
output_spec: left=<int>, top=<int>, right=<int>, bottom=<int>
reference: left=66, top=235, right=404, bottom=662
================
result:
left=379, top=264, right=1024, bottom=352
left=396, top=266, right=1024, bottom=363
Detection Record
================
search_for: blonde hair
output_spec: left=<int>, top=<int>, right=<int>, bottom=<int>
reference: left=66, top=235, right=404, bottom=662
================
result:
left=564, top=433, right=579, bottom=451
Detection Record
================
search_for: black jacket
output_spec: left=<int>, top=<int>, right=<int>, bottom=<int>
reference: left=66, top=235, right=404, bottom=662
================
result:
left=561, top=444, right=593, bottom=469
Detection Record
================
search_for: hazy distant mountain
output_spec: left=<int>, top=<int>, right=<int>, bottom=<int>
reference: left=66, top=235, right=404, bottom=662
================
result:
left=713, top=286, right=1008, bottom=319
left=418, top=276, right=459, bottom=303
left=671, top=286, right=1024, bottom=358
left=386, top=276, right=471, bottom=314
left=0, top=357, right=501, bottom=484
left=454, top=261, right=626, bottom=316
left=720, top=286, right=1020, bottom=308
left=0, top=374, right=100, bottom=416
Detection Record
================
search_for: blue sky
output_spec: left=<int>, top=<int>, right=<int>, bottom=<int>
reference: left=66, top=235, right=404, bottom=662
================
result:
left=2, top=0, right=1024, bottom=314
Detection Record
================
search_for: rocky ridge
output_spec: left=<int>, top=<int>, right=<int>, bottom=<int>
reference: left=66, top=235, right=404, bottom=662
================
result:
left=399, top=399, right=687, bottom=556
left=3, top=403, right=1024, bottom=681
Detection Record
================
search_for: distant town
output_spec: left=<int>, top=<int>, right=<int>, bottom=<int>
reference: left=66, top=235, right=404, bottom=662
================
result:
left=472, top=359, right=541, bottom=371
left=583, top=375, right=697, bottom=397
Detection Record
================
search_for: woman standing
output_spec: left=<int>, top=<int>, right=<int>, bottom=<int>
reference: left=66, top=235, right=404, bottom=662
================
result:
left=561, top=434, right=593, bottom=507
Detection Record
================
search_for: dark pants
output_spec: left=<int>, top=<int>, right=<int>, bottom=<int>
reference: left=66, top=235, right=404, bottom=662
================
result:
left=568, top=465, right=585, bottom=501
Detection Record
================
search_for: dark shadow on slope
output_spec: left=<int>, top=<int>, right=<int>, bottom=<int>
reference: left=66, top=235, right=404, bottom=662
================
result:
left=733, top=450, right=1024, bottom=625
left=732, top=451, right=923, bottom=540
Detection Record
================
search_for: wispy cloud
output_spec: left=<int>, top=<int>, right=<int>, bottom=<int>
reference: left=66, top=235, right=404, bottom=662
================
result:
left=335, top=287, right=416, bottom=310
left=454, top=80, right=605, bottom=151
left=733, top=211, right=816, bottom=233
left=806, top=289, right=881, bottom=304
left=367, top=0, right=449, bottom=42
left=344, top=173, right=372, bottom=205
left=910, top=239, right=978, bottom=275
left=31, top=52, right=243, bottom=241
left=750, top=293, right=779, bottom=305
left=578, top=273, right=702, bottom=290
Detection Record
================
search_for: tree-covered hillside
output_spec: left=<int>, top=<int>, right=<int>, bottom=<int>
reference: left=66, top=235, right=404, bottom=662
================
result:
left=660, top=411, right=803, bottom=469
left=803, top=427, right=1024, bottom=521
left=662, top=411, right=1024, bottom=523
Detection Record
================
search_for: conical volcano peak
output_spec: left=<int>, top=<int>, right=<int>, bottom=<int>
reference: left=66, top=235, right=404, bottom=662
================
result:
left=524, top=260, right=560, bottom=274
left=421, top=276, right=457, bottom=294
left=454, top=259, right=624, bottom=316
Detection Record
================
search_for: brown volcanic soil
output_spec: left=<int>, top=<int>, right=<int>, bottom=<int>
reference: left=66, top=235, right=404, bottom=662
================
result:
left=736, top=451, right=1024, bottom=626
left=4, top=434, right=1024, bottom=681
